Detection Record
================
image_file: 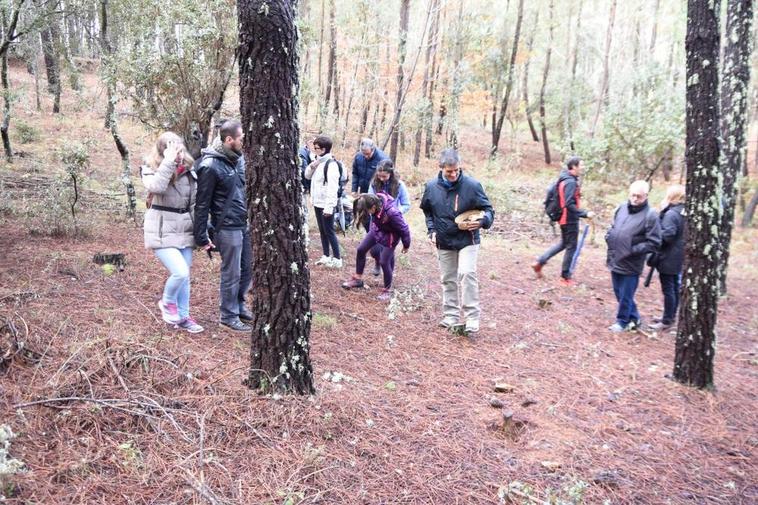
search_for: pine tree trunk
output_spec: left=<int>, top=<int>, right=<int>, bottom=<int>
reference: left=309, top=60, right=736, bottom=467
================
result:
left=742, top=189, right=758, bottom=226
left=414, top=0, right=439, bottom=167
left=424, top=0, right=441, bottom=158
left=538, top=0, right=553, bottom=164
left=673, top=0, right=722, bottom=389
left=324, top=0, right=336, bottom=109
left=718, top=0, right=753, bottom=295
left=649, top=0, right=661, bottom=53
left=565, top=0, right=583, bottom=150
left=40, top=23, right=62, bottom=113
left=238, top=0, right=315, bottom=395
left=590, top=0, right=616, bottom=137
left=490, top=0, right=524, bottom=157
left=523, top=10, right=539, bottom=143
left=1, top=53, right=13, bottom=162
left=99, top=0, right=136, bottom=219
left=388, top=0, right=410, bottom=161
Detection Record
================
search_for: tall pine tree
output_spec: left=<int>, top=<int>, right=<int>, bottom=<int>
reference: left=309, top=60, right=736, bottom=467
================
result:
left=238, top=0, right=315, bottom=394
left=673, top=0, right=722, bottom=389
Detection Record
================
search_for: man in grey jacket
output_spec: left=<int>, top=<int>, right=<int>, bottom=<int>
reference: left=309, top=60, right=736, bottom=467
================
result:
left=605, top=180, right=662, bottom=333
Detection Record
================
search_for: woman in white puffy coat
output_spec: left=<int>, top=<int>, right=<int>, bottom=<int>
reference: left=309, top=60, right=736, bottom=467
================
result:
left=141, top=132, right=203, bottom=333
left=304, top=135, right=342, bottom=268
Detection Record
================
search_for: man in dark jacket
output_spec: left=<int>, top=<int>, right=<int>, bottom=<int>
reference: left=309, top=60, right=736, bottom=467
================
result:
left=532, top=156, right=595, bottom=285
left=193, top=120, right=253, bottom=332
left=420, top=148, right=495, bottom=334
left=605, top=180, right=662, bottom=332
left=351, top=138, right=388, bottom=194
left=650, top=185, right=686, bottom=331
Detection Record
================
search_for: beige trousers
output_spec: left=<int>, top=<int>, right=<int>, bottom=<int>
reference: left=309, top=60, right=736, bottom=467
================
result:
left=438, top=244, right=480, bottom=323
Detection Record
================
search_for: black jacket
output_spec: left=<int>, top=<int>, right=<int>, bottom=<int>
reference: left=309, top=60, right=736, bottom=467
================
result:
left=193, top=147, right=247, bottom=246
left=657, top=203, right=685, bottom=275
left=420, top=170, right=495, bottom=251
left=605, top=201, right=662, bottom=276
left=557, top=170, right=588, bottom=226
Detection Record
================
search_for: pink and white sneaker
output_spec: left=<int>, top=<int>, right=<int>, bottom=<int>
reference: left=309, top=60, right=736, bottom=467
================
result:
left=158, top=300, right=182, bottom=324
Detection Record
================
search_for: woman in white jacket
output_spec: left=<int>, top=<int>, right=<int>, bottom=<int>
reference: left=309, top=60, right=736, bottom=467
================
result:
left=141, top=132, right=203, bottom=333
left=305, top=135, right=342, bottom=268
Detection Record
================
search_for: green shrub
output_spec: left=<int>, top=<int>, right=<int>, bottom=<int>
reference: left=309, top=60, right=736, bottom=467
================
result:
left=14, top=122, right=40, bottom=144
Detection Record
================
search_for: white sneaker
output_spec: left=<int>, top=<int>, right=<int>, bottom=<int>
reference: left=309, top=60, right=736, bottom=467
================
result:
left=328, top=258, right=343, bottom=269
left=464, top=320, right=480, bottom=333
left=315, top=255, right=330, bottom=265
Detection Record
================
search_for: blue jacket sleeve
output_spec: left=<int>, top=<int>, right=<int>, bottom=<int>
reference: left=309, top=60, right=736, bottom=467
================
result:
left=351, top=154, right=360, bottom=193
left=397, top=182, right=411, bottom=214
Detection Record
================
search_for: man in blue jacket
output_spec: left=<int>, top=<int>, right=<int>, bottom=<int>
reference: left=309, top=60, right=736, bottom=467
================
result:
left=605, top=180, right=662, bottom=333
left=420, top=148, right=495, bottom=334
left=193, top=120, right=253, bottom=332
left=351, top=138, right=388, bottom=194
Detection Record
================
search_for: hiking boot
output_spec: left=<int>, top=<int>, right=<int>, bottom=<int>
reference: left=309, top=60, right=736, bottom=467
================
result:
left=465, top=319, right=480, bottom=334
left=314, top=255, right=330, bottom=265
left=559, top=277, right=574, bottom=287
left=531, top=261, right=544, bottom=279
left=239, top=308, right=254, bottom=322
left=220, top=319, right=251, bottom=332
left=608, top=322, right=627, bottom=333
left=158, top=300, right=182, bottom=324
left=372, top=264, right=381, bottom=277
left=328, top=257, right=343, bottom=269
left=175, top=317, right=204, bottom=334
left=438, top=317, right=461, bottom=329
left=341, top=277, right=364, bottom=289
left=377, top=288, right=392, bottom=301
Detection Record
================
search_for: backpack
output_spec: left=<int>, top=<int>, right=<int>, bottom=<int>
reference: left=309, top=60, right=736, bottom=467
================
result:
left=323, top=159, right=348, bottom=198
left=544, top=178, right=564, bottom=222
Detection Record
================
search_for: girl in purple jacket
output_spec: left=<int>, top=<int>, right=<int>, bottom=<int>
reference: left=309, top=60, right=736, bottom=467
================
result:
left=341, top=193, right=411, bottom=300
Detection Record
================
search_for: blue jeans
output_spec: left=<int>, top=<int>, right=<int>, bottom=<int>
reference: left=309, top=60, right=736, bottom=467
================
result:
left=154, top=247, right=193, bottom=319
left=215, top=228, right=253, bottom=323
left=611, top=272, right=640, bottom=326
left=659, top=272, right=681, bottom=324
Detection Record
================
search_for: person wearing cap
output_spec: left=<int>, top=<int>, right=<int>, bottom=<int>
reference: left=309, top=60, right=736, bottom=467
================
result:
left=420, top=148, right=495, bottom=334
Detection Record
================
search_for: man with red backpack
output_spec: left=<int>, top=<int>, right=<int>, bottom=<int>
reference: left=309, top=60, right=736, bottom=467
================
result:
left=532, top=156, right=595, bottom=285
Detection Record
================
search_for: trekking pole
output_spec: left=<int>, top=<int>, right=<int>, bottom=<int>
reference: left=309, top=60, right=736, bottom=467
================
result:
left=643, top=266, right=655, bottom=287
left=569, top=224, right=590, bottom=276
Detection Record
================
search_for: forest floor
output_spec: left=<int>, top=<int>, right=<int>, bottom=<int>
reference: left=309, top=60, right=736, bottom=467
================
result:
left=0, top=64, right=757, bottom=504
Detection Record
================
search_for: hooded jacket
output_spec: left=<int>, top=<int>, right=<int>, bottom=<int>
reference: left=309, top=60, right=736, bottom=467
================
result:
left=193, top=142, right=247, bottom=247
left=371, top=192, right=411, bottom=250
left=141, top=158, right=197, bottom=250
left=605, top=201, right=662, bottom=276
left=420, top=170, right=495, bottom=251
left=657, top=203, right=685, bottom=275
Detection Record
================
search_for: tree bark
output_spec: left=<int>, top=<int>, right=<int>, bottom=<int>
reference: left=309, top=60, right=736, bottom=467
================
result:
left=99, top=0, right=136, bottom=219
left=718, top=0, right=753, bottom=295
left=238, top=0, right=315, bottom=395
left=649, top=0, right=661, bottom=53
left=742, top=189, right=758, bottom=226
left=1, top=53, right=13, bottom=162
left=40, top=6, right=62, bottom=113
left=590, top=0, right=617, bottom=137
left=673, top=0, right=722, bottom=389
left=414, top=0, right=440, bottom=167
left=424, top=0, right=442, bottom=158
left=389, top=0, right=410, bottom=161
left=538, top=0, right=553, bottom=164
left=323, top=0, right=336, bottom=110
left=523, top=10, right=539, bottom=143
left=490, top=0, right=524, bottom=157
left=563, top=0, right=583, bottom=151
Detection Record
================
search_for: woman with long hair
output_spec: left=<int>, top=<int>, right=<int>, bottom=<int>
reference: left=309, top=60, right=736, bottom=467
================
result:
left=368, top=159, right=411, bottom=213
left=141, top=132, right=203, bottom=333
left=650, top=184, right=686, bottom=331
left=341, top=193, right=411, bottom=301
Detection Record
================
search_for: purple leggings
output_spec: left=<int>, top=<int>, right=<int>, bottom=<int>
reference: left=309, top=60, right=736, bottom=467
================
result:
left=356, top=231, right=396, bottom=289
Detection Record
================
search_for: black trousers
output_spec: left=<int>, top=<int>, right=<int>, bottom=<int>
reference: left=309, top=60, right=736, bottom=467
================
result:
left=537, top=224, right=579, bottom=279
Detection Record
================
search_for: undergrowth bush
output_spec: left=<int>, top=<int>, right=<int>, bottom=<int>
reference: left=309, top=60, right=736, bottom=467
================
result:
left=14, top=121, right=40, bottom=144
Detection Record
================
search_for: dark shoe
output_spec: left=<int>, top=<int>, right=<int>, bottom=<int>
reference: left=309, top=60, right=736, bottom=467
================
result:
left=341, top=277, right=365, bottom=289
left=531, top=261, right=544, bottom=279
left=372, top=264, right=381, bottom=277
left=239, top=308, right=254, bottom=322
left=220, top=319, right=251, bottom=332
